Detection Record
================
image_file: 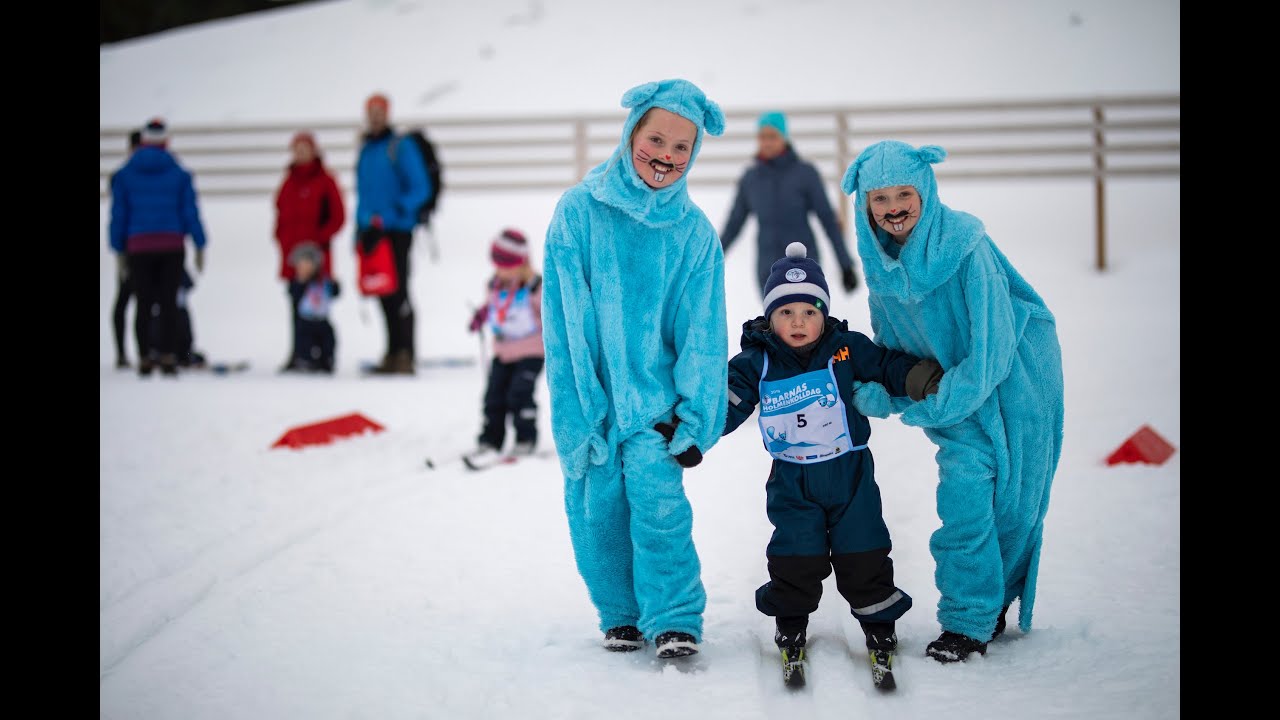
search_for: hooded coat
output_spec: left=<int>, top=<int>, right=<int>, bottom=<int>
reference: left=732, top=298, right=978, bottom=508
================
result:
left=274, top=157, right=346, bottom=281
left=840, top=141, right=1064, bottom=642
left=542, top=79, right=728, bottom=641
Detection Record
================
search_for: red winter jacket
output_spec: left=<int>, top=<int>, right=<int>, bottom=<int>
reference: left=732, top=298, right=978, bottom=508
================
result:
left=273, top=158, right=346, bottom=280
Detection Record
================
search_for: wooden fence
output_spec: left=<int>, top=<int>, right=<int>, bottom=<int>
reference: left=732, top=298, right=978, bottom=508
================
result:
left=100, top=94, right=1179, bottom=271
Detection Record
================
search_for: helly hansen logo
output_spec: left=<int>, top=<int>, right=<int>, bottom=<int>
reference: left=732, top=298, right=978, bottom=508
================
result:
left=832, top=346, right=850, bottom=362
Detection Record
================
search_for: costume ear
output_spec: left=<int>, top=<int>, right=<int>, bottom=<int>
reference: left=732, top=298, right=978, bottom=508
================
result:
left=701, top=98, right=725, bottom=137
left=918, top=145, right=947, bottom=164
left=621, top=82, right=659, bottom=109
left=841, top=155, right=865, bottom=197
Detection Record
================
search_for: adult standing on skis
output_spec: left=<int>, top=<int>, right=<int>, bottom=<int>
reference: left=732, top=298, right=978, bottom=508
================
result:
left=542, top=78, right=729, bottom=660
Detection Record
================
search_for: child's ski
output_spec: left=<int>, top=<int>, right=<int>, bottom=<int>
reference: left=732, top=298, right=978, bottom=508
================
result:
left=424, top=449, right=555, bottom=471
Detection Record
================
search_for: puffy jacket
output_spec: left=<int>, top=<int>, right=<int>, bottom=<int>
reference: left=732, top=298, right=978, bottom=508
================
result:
left=274, top=158, right=346, bottom=280
left=109, top=145, right=207, bottom=254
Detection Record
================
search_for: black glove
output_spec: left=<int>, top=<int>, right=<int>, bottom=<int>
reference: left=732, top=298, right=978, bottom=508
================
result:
left=358, top=227, right=383, bottom=255
left=905, top=359, right=945, bottom=401
left=841, top=266, right=859, bottom=292
left=654, top=422, right=703, bottom=468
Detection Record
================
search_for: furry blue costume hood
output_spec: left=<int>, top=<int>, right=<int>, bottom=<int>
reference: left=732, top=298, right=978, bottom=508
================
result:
left=841, top=140, right=986, bottom=301
left=584, top=78, right=725, bottom=228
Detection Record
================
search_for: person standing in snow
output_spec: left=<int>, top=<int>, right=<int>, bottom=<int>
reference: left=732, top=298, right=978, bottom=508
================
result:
left=273, top=131, right=346, bottom=373
left=463, top=228, right=546, bottom=468
left=723, top=241, right=941, bottom=687
left=720, top=110, right=860, bottom=298
left=108, top=118, right=209, bottom=377
left=542, top=78, right=729, bottom=659
left=110, top=128, right=143, bottom=369
left=841, top=140, right=1065, bottom=663
left=354, top=93, right=431, bottom=375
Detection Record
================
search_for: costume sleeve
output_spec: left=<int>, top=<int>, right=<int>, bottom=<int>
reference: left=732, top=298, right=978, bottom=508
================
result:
left=855, top=296, right=917, bottom=418
left=724, top=348, right=762, bottom=436
left=668, top=232, right=728, bottom=456
left=542, top=206, right=610, bottom=479
left=720, top=175, right=751, bottom=252
left=900, top=264, right=1019, bottom=429
left=805, top=163, right=854, bottom=270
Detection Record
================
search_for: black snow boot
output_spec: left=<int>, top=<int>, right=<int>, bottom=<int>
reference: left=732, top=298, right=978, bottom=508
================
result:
left=926, top=630, right=987, bottom=664
left=603, top=625, right=645, bottom=652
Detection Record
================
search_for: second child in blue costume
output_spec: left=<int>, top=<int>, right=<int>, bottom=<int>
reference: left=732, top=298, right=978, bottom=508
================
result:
left=724, top=242, right=944, bottom=685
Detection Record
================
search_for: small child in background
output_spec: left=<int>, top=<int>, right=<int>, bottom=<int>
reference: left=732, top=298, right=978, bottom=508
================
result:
left=463, top=228, right=545, bottom=470
left=283, top=242, right=340, bottom=374
left=723, top=242, right=944, bottom=689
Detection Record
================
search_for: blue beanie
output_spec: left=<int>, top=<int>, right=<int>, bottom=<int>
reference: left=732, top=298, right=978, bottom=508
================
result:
left=763, top=242, right=830, bottom=320
left=758, top=111, right=788, bottom=138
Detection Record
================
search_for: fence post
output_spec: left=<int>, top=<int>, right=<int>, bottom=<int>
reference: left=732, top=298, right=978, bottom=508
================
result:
left=574, top=119, right=588, bottom=181
left=1092, top=104, right=1107, bottom=272
left=835, top=112, right=850, bottom=233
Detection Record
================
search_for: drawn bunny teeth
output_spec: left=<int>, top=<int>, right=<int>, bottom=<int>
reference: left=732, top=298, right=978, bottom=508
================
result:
left=654, top=170, right=666, bottom=181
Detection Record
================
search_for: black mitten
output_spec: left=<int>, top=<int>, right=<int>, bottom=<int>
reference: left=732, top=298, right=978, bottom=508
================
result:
left=841, top=266, right=860, bottom=292
left=905, top=359, right=945, bottom=401
left=358, top=227, right=382, bottom=255
left=654, top=422, right=703, bottom=468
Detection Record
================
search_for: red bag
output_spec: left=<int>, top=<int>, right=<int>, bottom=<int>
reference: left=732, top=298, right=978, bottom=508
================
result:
left=358, top=236, right=399, bottom=296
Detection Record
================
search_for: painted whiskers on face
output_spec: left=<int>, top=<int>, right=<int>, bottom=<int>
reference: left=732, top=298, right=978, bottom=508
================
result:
left=868, top=186, right=921, bottom=236
left=634, top=148, right=687, bottom=183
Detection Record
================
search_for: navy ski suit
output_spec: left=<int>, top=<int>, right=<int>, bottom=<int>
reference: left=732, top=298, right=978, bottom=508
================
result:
left=725, top=315, right=919, bottom=634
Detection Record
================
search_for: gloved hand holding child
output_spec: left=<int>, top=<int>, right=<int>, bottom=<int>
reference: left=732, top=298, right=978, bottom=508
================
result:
left=654, top=419, right=703, bottom=468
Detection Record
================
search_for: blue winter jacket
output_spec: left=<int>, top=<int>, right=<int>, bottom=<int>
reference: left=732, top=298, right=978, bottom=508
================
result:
left=542, top=79, right=729, bottom=480
left=721, top=146, right=855, bottom=292
left=354, top=128, right=431, bottom=233
left=109, top=146, right=207, bottom=254
left=841, top=141, right=1065, bottom=637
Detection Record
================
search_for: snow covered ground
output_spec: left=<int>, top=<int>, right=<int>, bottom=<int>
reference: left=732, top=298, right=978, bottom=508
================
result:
left=100, top=2, right=1180, bottom=718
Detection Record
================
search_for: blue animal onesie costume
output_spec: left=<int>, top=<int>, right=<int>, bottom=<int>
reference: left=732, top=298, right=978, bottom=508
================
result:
left=724, top=243, right=935, bottom=655
left=841, top=141, right=1065, bottom=653
left=542, top=79, right=728, bottom=652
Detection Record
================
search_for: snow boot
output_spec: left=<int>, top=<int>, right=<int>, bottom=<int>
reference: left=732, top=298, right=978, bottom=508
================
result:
left=510, top=440, right=536, bottom=457
left=775, top=629, right=807, bottom=688
left=655, top=631, right=698, bottom=658
left=926, top=630, right=987, bottom=664
left=462, top=445, right=505, bottom=471
left=992, top=604, right=1010, bottom=639
left=603, top=625, right=645, bottom=652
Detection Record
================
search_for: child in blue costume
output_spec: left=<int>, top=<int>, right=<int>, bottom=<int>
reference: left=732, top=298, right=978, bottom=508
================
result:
left=725, top=242, right=942, bottom=687
left=841, top=141, right=1065, bottom=663
left=542, top=79, right=729, bottom=659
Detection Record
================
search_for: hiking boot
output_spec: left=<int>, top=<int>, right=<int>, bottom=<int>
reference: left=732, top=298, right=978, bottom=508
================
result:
left=462, top=445, right=505, bottom=471
left=926, top=630, right=987, bottom=664
left=603, top=625, right=645, bottom=652
left=654, top=631, right=699, bottom=658
left=369, top=350, right=415, bottom=375
left=138, top=357, right=156, bottom=377
left=992, top=605, right=1010, bottom=640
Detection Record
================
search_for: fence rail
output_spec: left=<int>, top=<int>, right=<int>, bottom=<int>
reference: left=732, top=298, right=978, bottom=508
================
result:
left=100, top=94, right=1179, bottom=271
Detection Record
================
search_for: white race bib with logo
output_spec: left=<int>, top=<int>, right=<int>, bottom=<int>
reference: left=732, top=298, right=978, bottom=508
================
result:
left=756, top=354, right=858, bottom=464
